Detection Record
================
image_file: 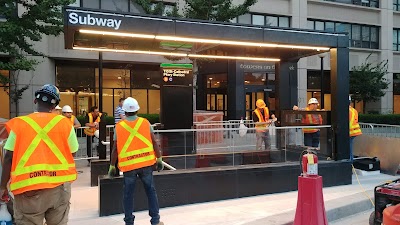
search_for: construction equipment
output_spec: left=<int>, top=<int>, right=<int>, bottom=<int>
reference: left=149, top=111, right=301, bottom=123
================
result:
left=369, top=178, right=400, bottom=225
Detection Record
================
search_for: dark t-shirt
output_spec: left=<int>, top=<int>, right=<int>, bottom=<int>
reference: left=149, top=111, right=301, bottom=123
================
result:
left=252, top=108, right=266, bottom=122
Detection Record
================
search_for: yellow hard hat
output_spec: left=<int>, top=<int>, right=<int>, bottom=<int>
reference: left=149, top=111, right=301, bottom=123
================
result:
left=256, top=99, right=266, bottom=108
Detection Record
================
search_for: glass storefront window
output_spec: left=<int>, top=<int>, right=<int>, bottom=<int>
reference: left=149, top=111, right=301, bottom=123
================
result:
left=244, top=72, right=266, bottom=85
left=206, top=74, right=227, bottom=88
left=252, top=15, right=264, bottom=25
left=238, top=14, right=251, bottom=24
left=266, top=16, right=278, bottom=27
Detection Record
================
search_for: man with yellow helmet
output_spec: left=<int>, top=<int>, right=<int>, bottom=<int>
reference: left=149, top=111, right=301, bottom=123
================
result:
left=252, top=99, right=276, bottom=151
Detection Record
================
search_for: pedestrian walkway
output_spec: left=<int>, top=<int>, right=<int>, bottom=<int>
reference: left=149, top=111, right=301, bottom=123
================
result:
left=69, top=161, right=398, bottom=225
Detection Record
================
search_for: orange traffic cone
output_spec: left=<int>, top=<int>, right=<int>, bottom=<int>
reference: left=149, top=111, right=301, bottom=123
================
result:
left=293, top=175, right=328, bottom=225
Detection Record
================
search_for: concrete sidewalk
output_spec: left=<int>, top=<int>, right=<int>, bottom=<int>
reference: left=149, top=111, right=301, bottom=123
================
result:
left=69, top=162, right=398, bottom=225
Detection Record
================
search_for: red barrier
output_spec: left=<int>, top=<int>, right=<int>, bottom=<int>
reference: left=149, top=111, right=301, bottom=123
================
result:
left=383, top=204, right=400, bottom=225
left=293, top=175, right=328, bottom=225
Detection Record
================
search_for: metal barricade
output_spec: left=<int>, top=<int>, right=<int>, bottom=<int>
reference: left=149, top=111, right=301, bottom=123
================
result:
left=359, top=123, right=400, bottom=138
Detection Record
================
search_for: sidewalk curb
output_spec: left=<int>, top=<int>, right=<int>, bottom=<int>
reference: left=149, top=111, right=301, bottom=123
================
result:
left=241, top=191, right=374, bottom=225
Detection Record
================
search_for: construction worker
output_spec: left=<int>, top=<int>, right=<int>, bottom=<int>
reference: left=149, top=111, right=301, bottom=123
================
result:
left=253, top=99, right=276, bottom=151
left=114, top=98, right=126, bottom=124
left=349, top=96, right=362, bottom=161
left=84, top=106, right=103, bottom=164
left=293, top=98, right=323, bottom=147
left=0, top=84, right=78, bottom=225
left=108, top=97, right=164, bottom=225
left=62, top=105, right=81, bottom=128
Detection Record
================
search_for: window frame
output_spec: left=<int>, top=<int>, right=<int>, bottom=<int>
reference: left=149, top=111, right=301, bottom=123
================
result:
left=394, top=29, right=400, bottom=51
left=235, top=13, right=291, bottom=28
left=308, top=19, right=380, bottom=49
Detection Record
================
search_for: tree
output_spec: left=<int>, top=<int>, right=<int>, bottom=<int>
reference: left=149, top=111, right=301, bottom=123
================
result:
left=350, top=55, right=390, bottom=113
left=134, top=0, right=257, bottom=110
left=0, top=0, right=73, bottom=116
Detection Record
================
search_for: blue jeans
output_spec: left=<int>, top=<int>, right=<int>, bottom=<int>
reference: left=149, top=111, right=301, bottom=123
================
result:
left=304, top=131, right=320, bottom=147
left=123, top=166, right=160, bottom=225
left=350, top=136, right=356, bottom=162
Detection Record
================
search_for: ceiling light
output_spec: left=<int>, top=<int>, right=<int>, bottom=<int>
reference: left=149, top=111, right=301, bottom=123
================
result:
left=188, top=54, right=280, bottom=62
left=117, top=76, right=122, bottom=80
left=209, top=77, right=213, bottom=80
left=79, top=29, right=330, bottom=51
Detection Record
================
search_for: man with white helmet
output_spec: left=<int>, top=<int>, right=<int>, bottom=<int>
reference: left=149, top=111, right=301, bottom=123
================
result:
left=349, top=96, right=362, bottom=161
left=108, top=97, right=164, bottom=225
left=62, top=105, right=81, bottom=128
left=293, top=98, right=323, bottom=147
left=252, top=99, right=276, bottom=151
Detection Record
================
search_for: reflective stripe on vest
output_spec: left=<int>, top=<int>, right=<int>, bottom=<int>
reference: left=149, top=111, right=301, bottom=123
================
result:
left=349, top=107, right=362, bottom=137
left=254, top=107, right=269, bottom=132
left=302, top=107, right=322, bottom=133
left=10, top=115, right=76, bottom=194
left=84, top=113, right=102, bottom=136
left=116, top=118, right=156, bottom=172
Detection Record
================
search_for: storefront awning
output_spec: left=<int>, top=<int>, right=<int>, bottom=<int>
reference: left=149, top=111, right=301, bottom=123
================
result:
left=64, top=7, right=347, bottom=62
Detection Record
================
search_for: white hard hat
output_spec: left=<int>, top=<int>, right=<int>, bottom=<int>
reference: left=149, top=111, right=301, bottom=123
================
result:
left=349, top=95, right=352, bottom=101
left=308, top=98, right=319, bottom=105
left=55, top=105, right=62, bottom=110
left=62, top=105, right=73, bottom=113
left=122, top=97, right=140, bottom=112
left=94, top=130, right=99, bottom=139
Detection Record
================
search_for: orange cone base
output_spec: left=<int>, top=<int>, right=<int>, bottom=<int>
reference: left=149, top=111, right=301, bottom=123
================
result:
left=293, top=175, right=328, bottom=225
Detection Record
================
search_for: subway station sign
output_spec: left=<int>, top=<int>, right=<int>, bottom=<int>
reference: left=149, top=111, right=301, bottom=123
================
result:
left=160, top=63, right=193, bottom=86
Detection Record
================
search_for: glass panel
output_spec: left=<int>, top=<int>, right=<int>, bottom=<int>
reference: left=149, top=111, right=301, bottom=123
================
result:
left=370, top=27, right=378, bottom=42
left=131, top=70, right=160, bottom=89
left=164, top=5, right=174, bottom=15
left=206, top=74, right=227, bottom=88
left=279, top=17, right=289, bottom=28
left=252, top=15, right=264, bottom=26
left=394, top=30, right=398, bottom=50
left=132, top=89, right=148, bottom=114
left=57, top=65, right=95, bottom=94
left=230, top=17, right=237, bottom=23
left=207, top=94, right=211, bottom=110
left=325, top=22, right=335, bottom=32
left=82, top=0, right=100, bottom=9
left=101, top=0, right=129, bottom=12
left=352, top=25, right=361, bottom=40
left=244, top=72, right=266, bottom=85
left=130, top=1, right=141, bottom=13
left=267, top=73, right=275, bottom=86
left=210, top=94, right=216, bottom=111
left=362, top=26, right=370, bottom=41
left=315, top=21, right=324, bottom=31
left=266, top=16, right=278, bottom=27
left=238, top=14, right=251, bottom=24
left=148, top=90, right=160, bottom=114
left=335, top=23, right=351, bottom=34
left=307, top=20, right=314, bottom=30
left=217, top=94, right=224, bottom=110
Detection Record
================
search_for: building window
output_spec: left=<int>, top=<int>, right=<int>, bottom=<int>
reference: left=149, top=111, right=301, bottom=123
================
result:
left=101, top=0, right=129, bottom=12
left=206, top=74, right=227, bottom=89
left=244, top=72, right=267, bottom=85
left=308, top=20, right=379, bottom=49
left=307, top=70, right=331, bottom=110
left=205, top=74, right=228, bottom=116
left=235, top=13, right=290, bottom=28
left=394, top=29, right=400, bottom=51
left=394, top=0, right=400, bottom=11
left=82, top=0, right=100, bottom=9
left=323, top=0, right=379, bottom=8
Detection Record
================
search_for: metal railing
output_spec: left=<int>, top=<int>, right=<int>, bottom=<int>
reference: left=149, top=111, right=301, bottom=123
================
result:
left=360, top=123, right=400, bottom=138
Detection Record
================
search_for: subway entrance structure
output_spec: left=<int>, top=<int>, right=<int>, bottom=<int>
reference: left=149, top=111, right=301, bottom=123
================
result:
left=64, top=7, right=352, bottom=216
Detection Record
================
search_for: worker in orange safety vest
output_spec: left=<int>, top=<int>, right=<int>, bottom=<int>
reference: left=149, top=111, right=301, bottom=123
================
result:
left=108, top=97, right=164, bottom=225
left=84, top=106, right=103, bottom=164
left=293, top=98, right=323, bottom=148
left=252, top=99, right=276, bottom=151
left=62, top=105, right=81, bottom=128
left=0, top=84, right=78, bottom=225
left=349, top=96, right=362, bottom=162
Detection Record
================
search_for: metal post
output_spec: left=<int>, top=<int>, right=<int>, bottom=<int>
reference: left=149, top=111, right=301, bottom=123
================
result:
left=320, top=56, right=325, bottom=109
left=99, top=52, right=103, bottom=112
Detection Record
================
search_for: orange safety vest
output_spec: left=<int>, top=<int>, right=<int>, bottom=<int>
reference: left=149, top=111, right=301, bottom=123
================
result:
left=84, top=112, right=102, bottom=136
left=253, top=107, right=270, bottom=132
left=5, top=113, right=77, bottom=195
left=70, top=115, right=76, bottom=124
left=349, top=106, right=362, bottom=137
left=115, top=117, right=156, bottom=172
left=302, top=107, right=323, bottom=133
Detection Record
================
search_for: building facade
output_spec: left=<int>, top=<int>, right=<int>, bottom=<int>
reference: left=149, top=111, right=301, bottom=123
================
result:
left=0, top=0, right=399, bottom=118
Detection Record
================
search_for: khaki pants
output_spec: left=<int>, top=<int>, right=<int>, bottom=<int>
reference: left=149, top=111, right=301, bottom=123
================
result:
left=14, top=183, right=71, bottom=225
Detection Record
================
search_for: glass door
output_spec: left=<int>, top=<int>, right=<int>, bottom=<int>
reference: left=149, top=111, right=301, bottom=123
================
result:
left=245, top=91, right=265, bottom=120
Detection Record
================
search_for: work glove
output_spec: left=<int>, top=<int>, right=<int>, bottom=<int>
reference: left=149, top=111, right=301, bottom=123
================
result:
left=108, top=165, right=116, bottom=177
left=156, top=157, right=164, bottom=172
